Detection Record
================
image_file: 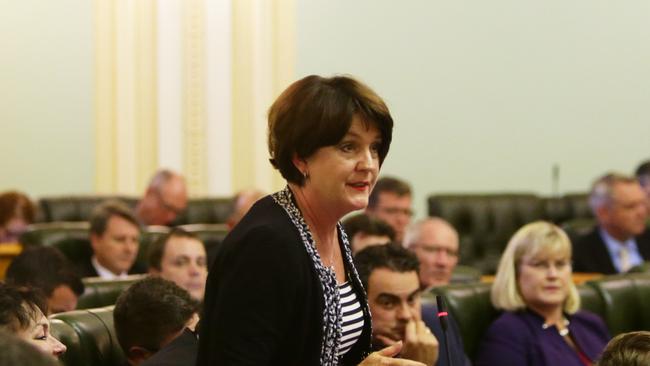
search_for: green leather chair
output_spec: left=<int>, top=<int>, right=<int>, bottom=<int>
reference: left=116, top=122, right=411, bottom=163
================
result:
left=177, top=223, right=229, bottom=256
left=430, top=282, right=499, bottom=360
left=77, top=274, right=147, bottom=309
left=586, top=275, right=641, bottom=335
left=50, top=306, right=126, bottom=366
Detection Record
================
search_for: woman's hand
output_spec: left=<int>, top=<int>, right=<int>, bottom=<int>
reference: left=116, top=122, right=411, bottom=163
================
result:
left=359, top=341, right=428, bottom=366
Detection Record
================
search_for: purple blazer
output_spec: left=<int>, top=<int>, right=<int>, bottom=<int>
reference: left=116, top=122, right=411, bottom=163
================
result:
left=475, top=309, right=610, bottom=366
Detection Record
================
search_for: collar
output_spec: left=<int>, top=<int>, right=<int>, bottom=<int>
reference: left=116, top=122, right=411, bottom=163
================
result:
left=600, top=227, right=638, bottom=254
left=91, top=256, right=129, bottom=280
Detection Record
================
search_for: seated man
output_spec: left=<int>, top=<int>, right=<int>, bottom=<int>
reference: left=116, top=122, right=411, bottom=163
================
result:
left=366, top=176, right=413, bottom=243
left=147, top=228, right=208, bottom=302
left=114, top=277, right=200, bottom=366
left=6, top=246, right=84, bottom=313
left=342, top=213, right=395, bottom=254
left=354, top=244, right=468, bottom=366
left=403, top=218, right=460, bottom=290
left=226, top=189, right=265, bottom=229
left=136, top=169, right=188, bottom=226
left=573, top=173, right=650, bottom=274
left=0, top=284, right=67, bottom=359
left=81, top=200, right=145, bottom=279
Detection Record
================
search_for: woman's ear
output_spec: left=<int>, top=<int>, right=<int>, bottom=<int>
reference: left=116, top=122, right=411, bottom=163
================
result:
left=292, top=153, right=307, bottom=176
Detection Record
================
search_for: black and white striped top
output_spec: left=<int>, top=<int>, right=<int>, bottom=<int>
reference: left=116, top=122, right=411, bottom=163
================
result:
left=337, top=281, right=365, bottom=357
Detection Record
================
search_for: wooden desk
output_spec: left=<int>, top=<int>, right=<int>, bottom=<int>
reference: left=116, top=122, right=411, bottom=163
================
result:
left=0, top=243, right=23, bottom=280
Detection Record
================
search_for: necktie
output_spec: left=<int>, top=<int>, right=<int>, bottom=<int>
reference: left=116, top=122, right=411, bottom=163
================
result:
left=620, top=246, right=631, bottom=272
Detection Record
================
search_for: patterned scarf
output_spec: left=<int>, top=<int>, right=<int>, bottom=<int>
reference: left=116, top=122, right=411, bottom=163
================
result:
left=272, top=186, right=367, bottom=365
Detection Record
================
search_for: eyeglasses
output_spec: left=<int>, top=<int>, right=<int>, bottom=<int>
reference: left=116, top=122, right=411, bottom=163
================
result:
left=154, top=189, right=185, bottom=215
left=376, top=206, right=413, bottom=217
left=411, top=244, right=458, bottom=257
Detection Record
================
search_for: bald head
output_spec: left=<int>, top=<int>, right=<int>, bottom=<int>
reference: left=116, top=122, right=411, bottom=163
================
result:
left=404, top=218, right=459, bottom=289
left=227, top=189, right=265, bottom=229
left=136, top=169, right=188, bottom=226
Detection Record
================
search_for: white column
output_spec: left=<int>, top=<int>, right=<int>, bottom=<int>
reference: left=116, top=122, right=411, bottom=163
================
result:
left=205, top=0, right=233, bottom=196
left=157, top=0, right=183, bottom=172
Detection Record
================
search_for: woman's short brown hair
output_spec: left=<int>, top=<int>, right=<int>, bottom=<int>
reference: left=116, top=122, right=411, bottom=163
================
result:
left=0, top=191, right=36, bottom=228
left=268, top=75, right=393, bottom=185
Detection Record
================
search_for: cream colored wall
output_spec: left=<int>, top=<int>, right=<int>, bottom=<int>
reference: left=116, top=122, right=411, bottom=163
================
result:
left=0, top=0, right=93, bottom=197
left=296, top=0, right=650, bottom=218
left=3, top=1, right=649, bottom=214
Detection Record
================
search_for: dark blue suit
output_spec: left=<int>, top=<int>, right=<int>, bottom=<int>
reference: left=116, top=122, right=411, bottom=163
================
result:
left=421, top=303, right=471, bottom=366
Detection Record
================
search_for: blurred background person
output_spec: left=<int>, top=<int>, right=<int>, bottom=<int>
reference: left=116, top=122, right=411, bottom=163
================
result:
left=114, top=277, right=200, bottom=366
left=343, top=213, right=395, bottom=255
left=366, top=176, right=413, bottom=243
left=226, top=189, right=265, bottom=229
left=597, top=330, right=650, bottom=366
left=573, top=173, right=650, bottom=274
left=136, top=169, right=188, bottom=226
left=476, top=221, right=610, bottom=366
left=635, top=160, right=650, bottom=212
left=6, top=246, right=84, bottom=313
left=403, top=218, right=459, bottom=290
left=0, top=191, right=36, bottom=243
left=82, top=200, right=144, bottom=279
left=0, top=283, right=67, bottom=358
left=148, top=228, right=208, bottom=302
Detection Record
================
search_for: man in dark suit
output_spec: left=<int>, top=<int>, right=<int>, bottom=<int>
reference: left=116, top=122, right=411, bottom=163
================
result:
left=355, top=244, right=469, bottom=366
left=79, top=200, right=144, bottom=279
left=114, top=277, right=200, bottom=366
left=573, top=173, right=650, bottom=274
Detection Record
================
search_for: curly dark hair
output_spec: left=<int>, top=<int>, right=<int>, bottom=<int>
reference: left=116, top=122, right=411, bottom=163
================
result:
left=0, top=284, right=48, bottom=333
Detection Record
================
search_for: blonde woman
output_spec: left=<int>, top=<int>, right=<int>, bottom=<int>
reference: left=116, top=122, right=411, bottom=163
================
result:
left=476, top=221, right=609, bottom=366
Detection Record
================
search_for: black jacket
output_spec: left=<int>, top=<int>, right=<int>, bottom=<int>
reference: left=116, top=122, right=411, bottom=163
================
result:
left=196, top=195, right=372, bottom=365
left=572, top=227, right=650, bottom=274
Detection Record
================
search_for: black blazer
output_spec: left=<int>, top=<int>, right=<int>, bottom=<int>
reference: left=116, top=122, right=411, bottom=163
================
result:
left=196, top=195, right=372, bottom=366
left=572, top=227, right=650, bottom=274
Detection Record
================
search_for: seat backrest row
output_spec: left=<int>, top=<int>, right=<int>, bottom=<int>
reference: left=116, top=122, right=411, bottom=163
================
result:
left=425, top=271, right=650, bottom=362
left=428, top=192, right=593, bottom=273
left=36, top=196, right=234, bottom=225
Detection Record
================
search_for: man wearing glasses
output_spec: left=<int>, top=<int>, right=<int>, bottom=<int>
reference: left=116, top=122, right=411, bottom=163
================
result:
left=136, top=169, right=188, bottom=226
left=403, top=218, right=459, bottom=290
left=366, top=176, right=413, bottom=243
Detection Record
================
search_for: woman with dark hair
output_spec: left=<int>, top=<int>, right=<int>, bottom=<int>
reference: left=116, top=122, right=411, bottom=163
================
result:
left=0, top=283, right=67, bottom=358
left=197, top=75, right=424, bottom=365
left=0, top=191, right=36, bottom=243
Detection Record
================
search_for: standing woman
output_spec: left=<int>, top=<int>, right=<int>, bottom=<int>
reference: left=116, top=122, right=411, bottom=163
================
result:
left=197, top=75, right=425, bottom=366
left=475, top=221, right=610, bottom=366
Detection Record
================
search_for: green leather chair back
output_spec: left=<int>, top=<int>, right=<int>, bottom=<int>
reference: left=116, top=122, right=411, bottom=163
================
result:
left=431, top=282, right=499, bottom=360
left=587, top=275, right=642, bottom=335
left=77, top=274, right=147, bottom=309
left=576, top=283, right=605, bottom=317
left=50, top=306, right=126, bottom=366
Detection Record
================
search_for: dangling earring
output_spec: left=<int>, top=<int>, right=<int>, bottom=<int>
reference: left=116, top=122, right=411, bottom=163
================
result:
left=303, top=171, right=309, bottom=180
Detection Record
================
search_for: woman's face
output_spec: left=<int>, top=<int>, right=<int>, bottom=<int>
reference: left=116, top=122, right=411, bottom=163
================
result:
left=517, top=249, right=572, bottom=313
left=300, top=117, right=382, bottom=218
left=16, top=306, right=67, bottom=357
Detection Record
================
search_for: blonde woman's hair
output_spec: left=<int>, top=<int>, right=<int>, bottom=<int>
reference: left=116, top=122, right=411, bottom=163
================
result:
left=491, top=221, right=580, bottom=313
